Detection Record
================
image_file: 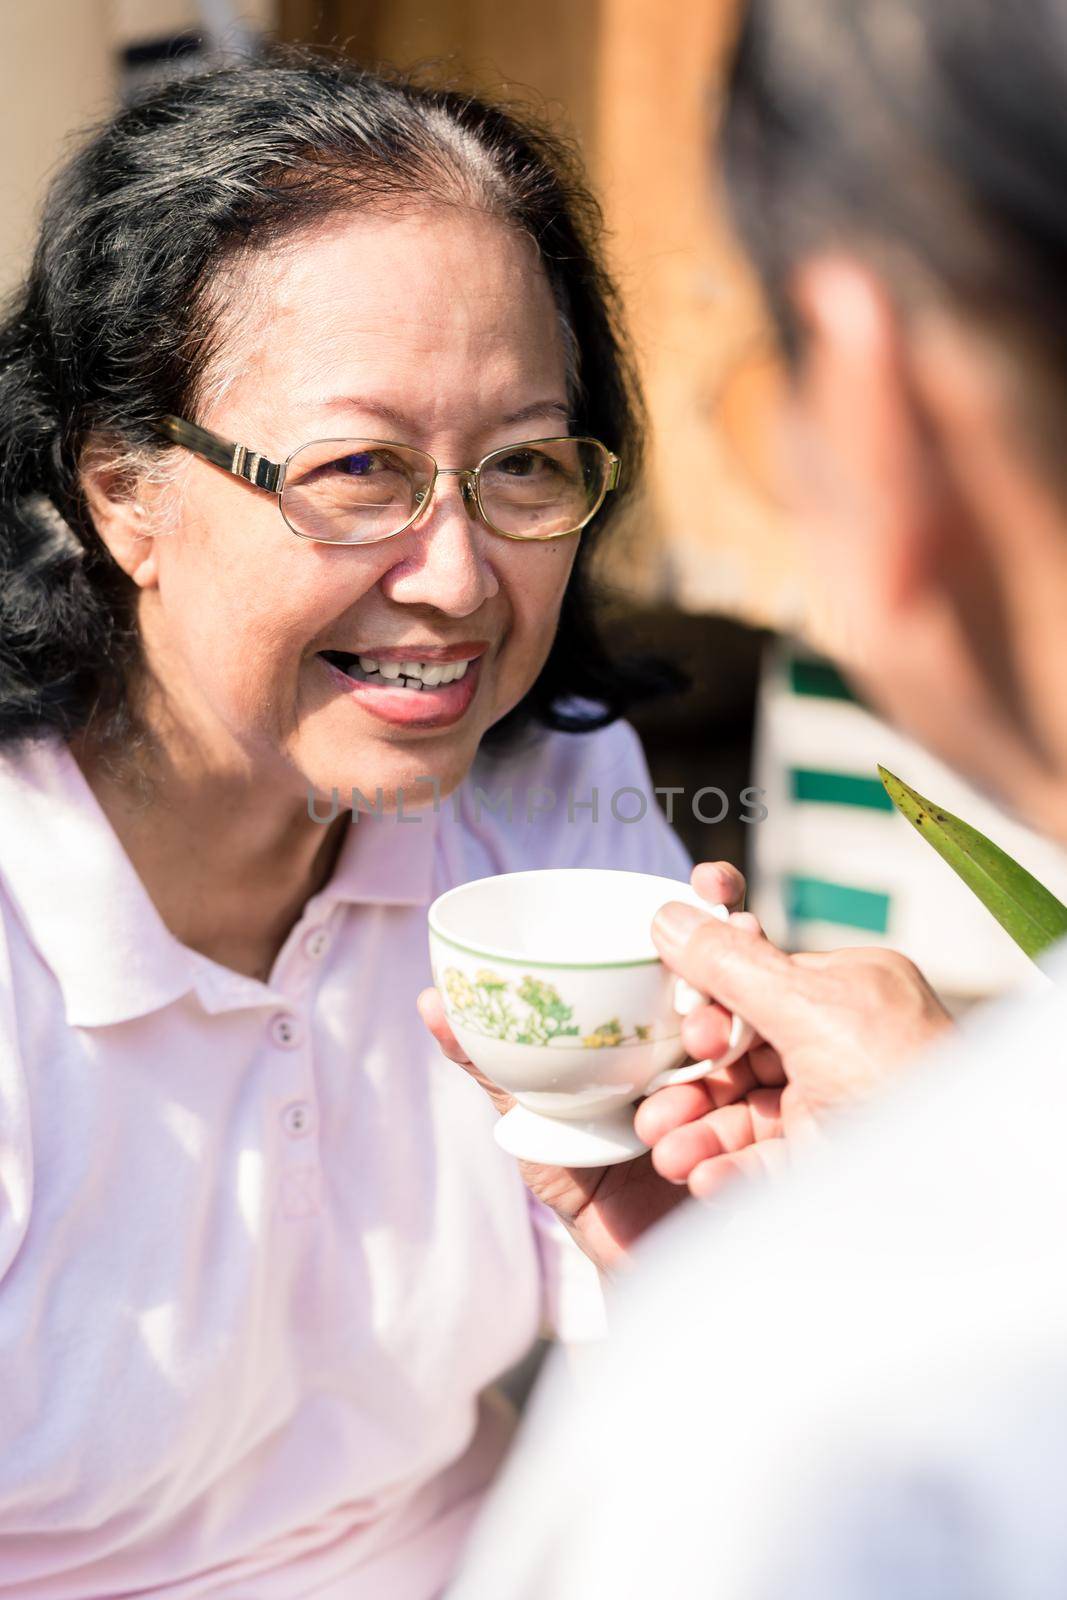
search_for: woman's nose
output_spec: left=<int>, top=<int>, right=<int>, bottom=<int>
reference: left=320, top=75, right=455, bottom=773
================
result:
left=378, top=476, right=500, bottom=614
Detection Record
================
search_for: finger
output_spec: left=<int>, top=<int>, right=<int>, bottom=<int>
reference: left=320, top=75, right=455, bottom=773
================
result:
left=634, top=1057, right=758, bottom=1146
left=419, top=988, right=517, bottom=1115
left=691, top=860, right=746, bottom=913
left=634, top=1081, right=715, bottom=1146
left=417, top=987, right=472, bottom=1065
left=651, top=907, right=799, bottom=1044
left=700, top=1055, right=761, bottom=1106
left=747, top=1040, right=788, bottom=1087
left=650, top=1100, right=761, bottom=1185
left=680, top=1000, right=743, bottom=1063
left=649, top=1089, right=784, bottom=1184
left=688, top=1134, right=790, bottom=1200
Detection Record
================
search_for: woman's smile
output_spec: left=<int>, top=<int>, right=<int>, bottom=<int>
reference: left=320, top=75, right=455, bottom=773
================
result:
left=317, top=640, right=489, bottom=729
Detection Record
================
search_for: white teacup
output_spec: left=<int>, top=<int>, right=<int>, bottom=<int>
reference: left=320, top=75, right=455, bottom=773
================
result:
left=427, top=868, right=756, bottom=1167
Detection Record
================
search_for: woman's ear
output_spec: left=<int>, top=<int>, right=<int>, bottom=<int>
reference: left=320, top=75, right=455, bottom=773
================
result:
left=786, top=254, right=944, bottom=617
left=78, top=437, right=161, bottom=590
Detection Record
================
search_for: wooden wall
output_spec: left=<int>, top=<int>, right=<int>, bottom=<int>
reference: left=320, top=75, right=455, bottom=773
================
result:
left=278, top=0, right=800, bottom=631
left=0, top=2, right=115, bottom=302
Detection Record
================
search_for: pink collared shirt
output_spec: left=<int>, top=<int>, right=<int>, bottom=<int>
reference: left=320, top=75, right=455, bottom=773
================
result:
left=0, top=719, right=690, bottom=1599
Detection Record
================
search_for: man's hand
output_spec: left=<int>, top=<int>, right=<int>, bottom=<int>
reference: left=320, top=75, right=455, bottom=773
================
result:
left=636, top=862, right=954, bottom=1199
left=418, top=861, right=748, bottom=1273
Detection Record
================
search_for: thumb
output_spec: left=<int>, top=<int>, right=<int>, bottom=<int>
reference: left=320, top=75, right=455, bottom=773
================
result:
left=651, top=903, right=800, bottom=1047
left=416, top=987, right=516, bottom=1117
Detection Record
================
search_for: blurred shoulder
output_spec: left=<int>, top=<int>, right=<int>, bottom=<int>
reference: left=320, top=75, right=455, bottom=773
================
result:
left=476, top=717, right=653, bottom=792
left=438, top=718, right=691, bottom=883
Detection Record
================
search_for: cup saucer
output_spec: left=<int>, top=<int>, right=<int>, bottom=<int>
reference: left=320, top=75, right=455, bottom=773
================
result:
left=494, top=1104, right=648, bottom=1168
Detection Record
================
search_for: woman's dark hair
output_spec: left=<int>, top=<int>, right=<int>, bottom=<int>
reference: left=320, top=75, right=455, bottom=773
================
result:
left=721, top=0, right=1067, bottom=461
left=0, top=47, right=681, bottom=753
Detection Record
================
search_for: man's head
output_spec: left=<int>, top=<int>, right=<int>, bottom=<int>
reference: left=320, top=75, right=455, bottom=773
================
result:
left=722, top=0, right=1067, bottom=841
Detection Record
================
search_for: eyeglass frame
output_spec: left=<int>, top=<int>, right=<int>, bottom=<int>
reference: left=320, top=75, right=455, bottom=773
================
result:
left=150, top=415, right=621, bottom=545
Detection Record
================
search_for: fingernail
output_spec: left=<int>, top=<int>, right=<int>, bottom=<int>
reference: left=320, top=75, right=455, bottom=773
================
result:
left=652, top=901, right=708, bottom=953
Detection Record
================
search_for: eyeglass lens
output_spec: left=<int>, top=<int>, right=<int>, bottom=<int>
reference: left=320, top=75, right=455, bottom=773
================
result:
left=280, top=438, right=609, bottom=543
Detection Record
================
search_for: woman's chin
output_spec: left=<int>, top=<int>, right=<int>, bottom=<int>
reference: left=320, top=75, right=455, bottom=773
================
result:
left=299, top=739, right=480, bottom=822
left=294, top=665, right=523, bottom=816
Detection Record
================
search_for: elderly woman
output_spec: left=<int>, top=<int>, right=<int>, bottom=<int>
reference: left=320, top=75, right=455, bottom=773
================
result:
left=0, top=51, right=741, bottom=1600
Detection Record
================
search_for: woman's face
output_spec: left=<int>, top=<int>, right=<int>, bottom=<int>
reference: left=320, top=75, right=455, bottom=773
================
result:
left=131, top=207, right=579, bottom=809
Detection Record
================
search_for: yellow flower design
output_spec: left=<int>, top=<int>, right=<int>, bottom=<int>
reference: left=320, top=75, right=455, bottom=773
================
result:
left=438, top=966, right=651, bottom=1048
left=583, top=1019, right=624, bottom=1048
left=443, top=967, right=477, bottom=1010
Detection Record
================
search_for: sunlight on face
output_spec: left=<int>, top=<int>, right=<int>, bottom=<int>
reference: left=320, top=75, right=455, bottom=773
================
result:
left=137, top=206, right=579, bottom=808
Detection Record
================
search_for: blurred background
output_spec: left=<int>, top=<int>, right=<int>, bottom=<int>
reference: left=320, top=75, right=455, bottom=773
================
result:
left=5, top=0, right=1066, bottom=1005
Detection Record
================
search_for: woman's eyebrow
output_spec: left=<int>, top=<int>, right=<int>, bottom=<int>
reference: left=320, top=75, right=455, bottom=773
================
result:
left=501, top=400, right=571, bottom=427
left=306, top=396, right=571, bottom=432
left=306, top=397, right=416, bottom=433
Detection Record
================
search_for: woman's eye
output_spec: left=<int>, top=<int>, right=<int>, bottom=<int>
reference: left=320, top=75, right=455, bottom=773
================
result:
left=297, top=449, right=409, bottom=486
left=496, top=451, right=546, bottom=477
left=335, top=450, right=401, bottom=475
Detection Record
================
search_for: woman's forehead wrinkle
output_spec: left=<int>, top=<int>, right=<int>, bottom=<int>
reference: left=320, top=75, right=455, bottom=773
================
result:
left=270, top=317, right=559, bottom=414
left=211, top=211, right=566, bottom=448
left=260, top=212, right=553, bottom=338
left=261, top=285, right=539, bottom=378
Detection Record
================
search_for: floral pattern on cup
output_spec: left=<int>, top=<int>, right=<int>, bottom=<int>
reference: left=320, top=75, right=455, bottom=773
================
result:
left=438, top=965, right=654, bottom=1048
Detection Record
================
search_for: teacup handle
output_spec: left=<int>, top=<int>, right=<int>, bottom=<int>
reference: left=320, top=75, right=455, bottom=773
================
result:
left=643, top=903, right=758, bottom=1097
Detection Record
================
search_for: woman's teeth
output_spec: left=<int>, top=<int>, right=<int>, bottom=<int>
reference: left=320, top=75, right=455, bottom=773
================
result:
left=323, top=651, right=473, bottom=691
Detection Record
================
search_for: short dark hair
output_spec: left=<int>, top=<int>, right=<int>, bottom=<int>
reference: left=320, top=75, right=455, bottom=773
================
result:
left=721, top=0, right=1067, bottom=476
left=0, top=47, right=681, bottom=753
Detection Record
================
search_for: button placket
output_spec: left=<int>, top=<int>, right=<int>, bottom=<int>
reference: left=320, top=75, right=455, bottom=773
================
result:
left=280, top=1165, right=321, bottom=1219
left=270, top=909, right=336, bottom=1001
left=281, top=1098, right=315, bottom=1139
left=270, top=1012, right=301, bottom=1049
left=267, top=1005, right=321, bottom=1219
left=303, top=927, right=331, bottom=961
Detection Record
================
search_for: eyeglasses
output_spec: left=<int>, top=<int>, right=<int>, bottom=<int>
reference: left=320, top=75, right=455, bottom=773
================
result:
left=152, top=415, right=620, bottom=545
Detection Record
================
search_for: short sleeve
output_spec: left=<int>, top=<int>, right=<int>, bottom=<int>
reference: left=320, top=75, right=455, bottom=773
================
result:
left=567, top=718, right=694, bottom=881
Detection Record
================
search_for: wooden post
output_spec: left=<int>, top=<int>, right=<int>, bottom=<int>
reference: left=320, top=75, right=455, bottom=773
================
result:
left=0, top=1, right=115, bottom=302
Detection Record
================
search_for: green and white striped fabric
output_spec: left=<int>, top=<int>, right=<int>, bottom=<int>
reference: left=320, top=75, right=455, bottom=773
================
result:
left=749, top=642, right=1067, bottom=1000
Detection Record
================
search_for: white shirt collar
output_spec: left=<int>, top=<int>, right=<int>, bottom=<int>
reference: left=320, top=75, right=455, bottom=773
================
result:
left=314, top=797, right=439, bottom=910
left=0, top=736, right=439, bottom=1027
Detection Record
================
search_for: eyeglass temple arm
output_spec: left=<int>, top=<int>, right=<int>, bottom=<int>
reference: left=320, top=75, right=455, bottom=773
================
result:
left=153, top=415, right=285, bottom=493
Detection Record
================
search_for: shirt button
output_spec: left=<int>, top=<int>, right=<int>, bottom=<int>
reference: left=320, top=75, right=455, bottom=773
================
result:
left=270, top=1013, right=301, bottom=1049
left=282, top=1100, right=315, bottom=1138
left=304, top=928, right=330, bottom=961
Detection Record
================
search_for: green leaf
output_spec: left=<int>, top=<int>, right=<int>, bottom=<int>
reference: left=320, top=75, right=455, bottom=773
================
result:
left=878, top=766, right=1067, bottom=960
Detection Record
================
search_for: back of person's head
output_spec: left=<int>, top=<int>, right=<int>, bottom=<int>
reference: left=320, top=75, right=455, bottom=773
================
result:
left=723, top=0, right=1067, bottom=479
left=719, top=0, right=1067, bottom=836
left=0, top=48, right=671, bottom=756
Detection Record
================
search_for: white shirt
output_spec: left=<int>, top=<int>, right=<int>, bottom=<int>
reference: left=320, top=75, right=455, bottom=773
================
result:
left=451, top=943, right=1067, bottom=1599
left=0, top=718, right=690, bottom=1600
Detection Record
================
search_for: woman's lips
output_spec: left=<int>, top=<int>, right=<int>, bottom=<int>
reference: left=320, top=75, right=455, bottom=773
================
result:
left=319, top=651, right=483, bottom=728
